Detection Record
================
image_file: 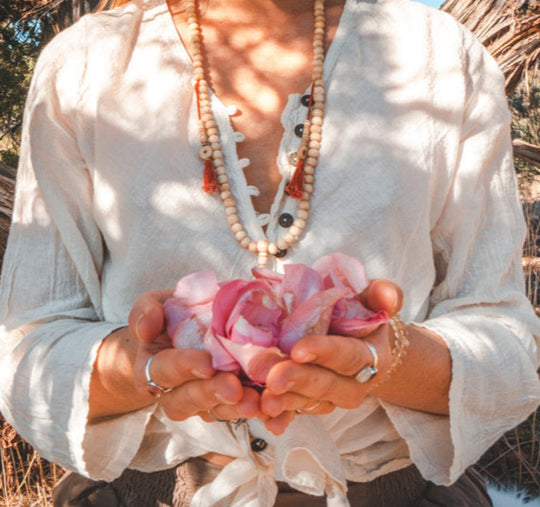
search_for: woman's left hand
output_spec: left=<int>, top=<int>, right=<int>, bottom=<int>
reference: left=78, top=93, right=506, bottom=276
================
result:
left=260, top=279, right=403, bottom=434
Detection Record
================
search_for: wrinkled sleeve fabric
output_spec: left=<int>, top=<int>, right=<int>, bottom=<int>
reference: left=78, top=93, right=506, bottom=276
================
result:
left=380, top=31, right=540, bottom=485
left=0, top=22, right=155, bottom=480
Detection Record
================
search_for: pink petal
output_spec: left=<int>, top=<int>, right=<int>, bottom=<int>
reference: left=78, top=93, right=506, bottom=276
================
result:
left=172, top=317, right=207, bottom=349
left=173, top=270, right=219, bottom=305
left=312, top=253, right=370, bottom=293
left=330, top=309, right=389, bottom=337
left=204, top=330, right=240, bottom=373
left=279, top=287, right=350, bottom=354
left=229, top=315, right=276, bottom=347
left=216, top=338, right=287, bottom=383
left=281, top=264, right=324, bottom=313
left=225, top=288, right=284, bottom=342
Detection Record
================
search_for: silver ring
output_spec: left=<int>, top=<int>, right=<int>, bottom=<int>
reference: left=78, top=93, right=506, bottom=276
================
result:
left=295, top=400, right=321, bottom=414
left=145, top=354, right=173, bottom=395
left=355, top=343, right=378, bottom=383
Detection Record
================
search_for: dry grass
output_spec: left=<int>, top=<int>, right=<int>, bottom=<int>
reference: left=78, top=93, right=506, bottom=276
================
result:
left=0, top=418, right=63, bottom=506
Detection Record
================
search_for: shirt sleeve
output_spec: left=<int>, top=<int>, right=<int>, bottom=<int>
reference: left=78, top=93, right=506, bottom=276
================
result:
left=0, top=21, right=155, bottom=481
left=380, top=30, right=540, bottom=485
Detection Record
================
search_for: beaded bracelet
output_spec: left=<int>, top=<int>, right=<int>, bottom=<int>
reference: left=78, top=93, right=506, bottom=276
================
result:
left=367, top=315, right=410, bottom=392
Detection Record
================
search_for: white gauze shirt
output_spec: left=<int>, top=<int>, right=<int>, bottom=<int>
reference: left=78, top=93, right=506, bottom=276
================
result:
left=1, top=0, right=540, bottom=505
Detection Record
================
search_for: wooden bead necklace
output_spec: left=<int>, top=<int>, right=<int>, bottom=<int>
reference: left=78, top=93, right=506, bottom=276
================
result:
left=187, top=0, right=326, bottom=267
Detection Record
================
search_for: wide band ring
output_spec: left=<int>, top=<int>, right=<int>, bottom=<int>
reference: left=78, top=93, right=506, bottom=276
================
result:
left=145, top=354, right=173, bottom=396
left=355, top=343, right=378, bottom=383
left=295, top=399, right=322, bottom=414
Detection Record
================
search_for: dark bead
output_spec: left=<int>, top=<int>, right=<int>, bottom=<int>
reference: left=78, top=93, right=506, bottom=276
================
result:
left=301, top=94, right=311, bottom=107
left=294, top=124, right=304, bottom=137
left=274, top=249, right=288, bottom=258
left=251, top=438, right=267, bottom=452
left=279, top=213, right=294, bottom=228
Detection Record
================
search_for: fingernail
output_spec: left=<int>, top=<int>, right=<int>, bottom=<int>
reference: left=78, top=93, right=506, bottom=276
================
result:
left=135, top=313, right=145, bottom=339
left=191, top=368, right=213, bottom=379
left=294, top=351, right=317, bottom=363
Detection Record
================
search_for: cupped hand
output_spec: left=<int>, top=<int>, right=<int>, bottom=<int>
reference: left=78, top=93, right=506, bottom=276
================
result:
left=261, top=279, right=403, bottom=435
left=129, top=289, right=261, bottom=423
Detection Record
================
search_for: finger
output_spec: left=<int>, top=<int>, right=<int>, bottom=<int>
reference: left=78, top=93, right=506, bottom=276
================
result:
left=261, top=390, right=334, bottom=418
left=358, top=279, right=403, bottom=316
left=290, top=330, right=392, bottom=377
left=264, top=410, right=296, bottom=435
left=265, top=360, right=365, bottom=410
left=201, top=386, right=261, bottom=422
left=162, top=372, right=244, bottom=421
left=129, top=289, right=175, bottom=343
left=136, top=348, right=215, bottom=394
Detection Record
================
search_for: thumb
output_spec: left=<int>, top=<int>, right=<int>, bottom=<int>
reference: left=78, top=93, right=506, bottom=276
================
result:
left=359, top=279, right=403, bottom=316
left=128, top=289, right=174, bottom=342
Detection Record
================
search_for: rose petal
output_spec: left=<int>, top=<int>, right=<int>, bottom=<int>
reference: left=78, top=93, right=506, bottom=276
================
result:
left=279, top=287, right=350, bottom=354
left=173, top=270, right=219, bottom=305
left=229, top=315, right=276, bottom=347
left=281, top=264, right=324, bottom=313
left=215, top=337, right=287, bottom=383
left=330, top=309, right=389, bottom=337
left=312, top=252, right=370, bottom=293
left=172, top=316, right=207, bottom=349
left=204, top=330, right=241, bottom=373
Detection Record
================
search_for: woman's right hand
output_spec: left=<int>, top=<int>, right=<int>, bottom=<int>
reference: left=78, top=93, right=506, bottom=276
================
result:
left=88, top=289, right=261, bottom=424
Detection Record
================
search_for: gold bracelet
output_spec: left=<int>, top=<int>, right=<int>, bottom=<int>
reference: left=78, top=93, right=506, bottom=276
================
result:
left=367, top=315, right=409, bottom=392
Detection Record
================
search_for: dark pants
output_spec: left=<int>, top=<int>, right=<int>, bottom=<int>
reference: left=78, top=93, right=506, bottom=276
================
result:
left=53, top=458, right=493, bottom=506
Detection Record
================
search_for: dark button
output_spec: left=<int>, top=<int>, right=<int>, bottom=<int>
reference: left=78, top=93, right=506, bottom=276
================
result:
left=251, top=438, right=268, bottom=452
left=294, top=124, right=304, bottom=138
left=274, top=249, right=288, bottom=258
left=279, top=213, right=294, bottom=228
left=301, top=94, right=311, bottom=107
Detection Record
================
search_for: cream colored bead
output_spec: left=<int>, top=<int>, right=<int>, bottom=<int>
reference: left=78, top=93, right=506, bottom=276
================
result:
left=257, top=239, right=269, bottom=253
left=225, top=206, right=237, bottom=216
left=293, top=218, right=306, bottom=229
left=214, top=166, right=226, bottom=176
left=231, top=223, right=243, bottom=234
left=217, top=174, right=228, bottom=184
left=283, top=233, right=295, bottom=244
left=276, top=238, right=288, bottom=251
left=268, top=242, right=278, bottom=255
left=257, top=252, right=269, bottom=268
left=227, top=214, right=239, bottom=225
left=221, top=190, right=232, bottom=200
left=240, top=237, right=251, bottom=249
left=224, top=198, right=235, bottom=208
left=234, top=230, right=247, bottom=241
left=309, top=140, right=320, bottom=150
left=289, top=225, right=301, bottom=237
left=299, top=200, right=310, bottom=211
left=249, top=241, right=258, bottom=253
left=304, top=174, right=314, bottom=184
left=213, top=158, right=224, bottom=168
left=304, top=184, right=314, bottom=194
left=297, top=209, right=309, bottom=220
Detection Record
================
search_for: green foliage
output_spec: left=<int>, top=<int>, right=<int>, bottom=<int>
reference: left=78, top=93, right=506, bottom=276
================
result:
left=0, top=5, right=47, bottom=168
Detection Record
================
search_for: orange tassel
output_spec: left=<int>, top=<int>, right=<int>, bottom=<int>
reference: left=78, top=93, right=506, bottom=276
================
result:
left=202, top=159, right=218, bottom=194
left=285, top=159, right=305, bottom=199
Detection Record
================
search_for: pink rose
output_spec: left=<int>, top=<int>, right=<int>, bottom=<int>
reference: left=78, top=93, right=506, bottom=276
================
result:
left=164, top=253, right=389, bottom=385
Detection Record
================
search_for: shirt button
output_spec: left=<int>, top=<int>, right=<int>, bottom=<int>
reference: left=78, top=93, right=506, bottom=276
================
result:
left=279, top=213, right=294, bottom=228
left=274, top=249, right=288, bottom=258
left=301, top=94, right=311, bottom=107
left=294, top=124, right=304, bottom=138
left=251, top=438, right=268, bottom=452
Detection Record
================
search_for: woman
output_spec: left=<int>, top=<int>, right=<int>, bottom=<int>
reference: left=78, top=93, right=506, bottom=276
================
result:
left=0, top=0, right=539, bottom=504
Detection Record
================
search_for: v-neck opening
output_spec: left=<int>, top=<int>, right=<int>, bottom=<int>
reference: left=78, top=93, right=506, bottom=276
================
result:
left=153, top=0, right=354, bottom=242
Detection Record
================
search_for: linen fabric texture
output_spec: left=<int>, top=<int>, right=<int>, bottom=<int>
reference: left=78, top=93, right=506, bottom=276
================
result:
left=0, top=0, right=539, bottom=505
